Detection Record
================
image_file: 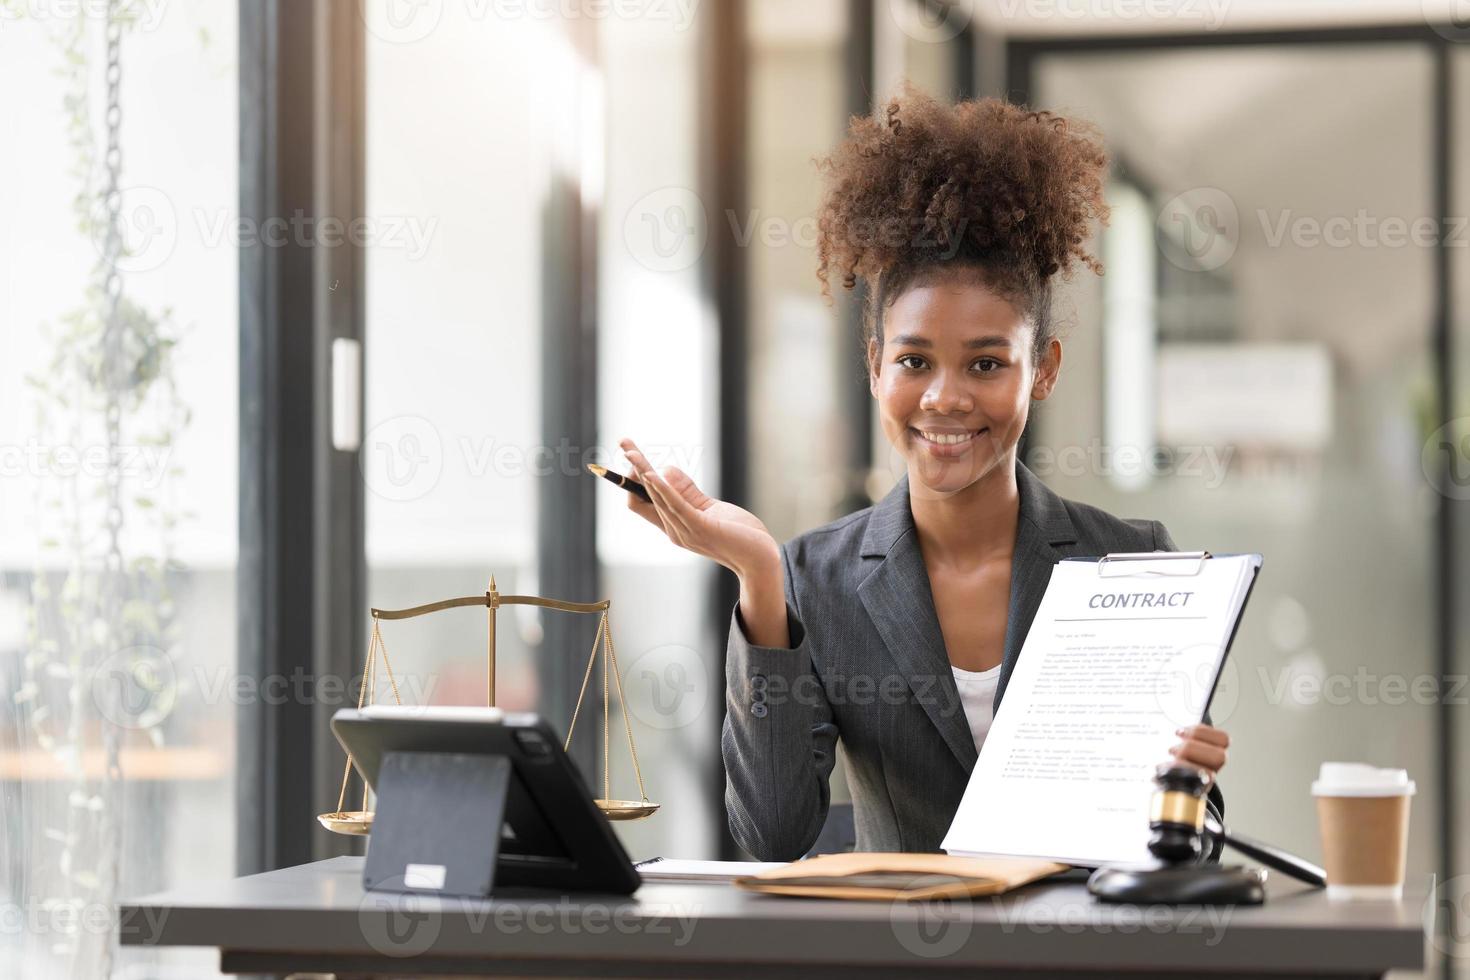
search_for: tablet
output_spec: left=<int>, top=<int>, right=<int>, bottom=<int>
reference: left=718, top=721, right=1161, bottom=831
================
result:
left=331, top=705, right=640, bottom=895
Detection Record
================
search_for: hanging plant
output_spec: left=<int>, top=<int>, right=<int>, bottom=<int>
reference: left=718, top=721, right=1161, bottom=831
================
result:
left=15, top=3, right=192, bottom=977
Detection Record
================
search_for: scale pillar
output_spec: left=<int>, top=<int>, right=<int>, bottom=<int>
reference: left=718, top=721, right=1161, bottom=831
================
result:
left=487, top=574, right=497, bottom=707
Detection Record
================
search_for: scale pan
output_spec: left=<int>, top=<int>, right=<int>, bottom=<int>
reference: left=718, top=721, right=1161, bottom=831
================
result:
left=318, top=810, right=374, bottom=835
left=596, top=799, right=660, bottom=821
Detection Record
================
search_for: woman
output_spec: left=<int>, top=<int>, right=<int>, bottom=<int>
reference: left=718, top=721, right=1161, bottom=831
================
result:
left=618, top=88, right=1229, bottom=862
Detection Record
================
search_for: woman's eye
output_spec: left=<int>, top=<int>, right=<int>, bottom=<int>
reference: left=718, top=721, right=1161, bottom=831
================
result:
left=974, top=358, right=1002, bottom=373
left=897, top=354, right=926, bottom=370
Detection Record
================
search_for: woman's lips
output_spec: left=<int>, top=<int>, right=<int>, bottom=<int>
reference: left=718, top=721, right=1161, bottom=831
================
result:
left=910, top=427, right=986, bottom=459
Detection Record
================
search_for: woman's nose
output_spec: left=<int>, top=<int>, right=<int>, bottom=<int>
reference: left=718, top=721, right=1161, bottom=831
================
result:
left=920, top=371, right=974, bottom=413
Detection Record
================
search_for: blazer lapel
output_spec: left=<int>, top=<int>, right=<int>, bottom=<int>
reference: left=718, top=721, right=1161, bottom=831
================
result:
left=858, top=474, right=978, bottom=772
left=994, top=463, right=1079, bottom=709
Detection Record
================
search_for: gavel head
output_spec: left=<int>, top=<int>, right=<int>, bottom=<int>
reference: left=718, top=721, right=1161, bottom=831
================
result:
left=1146, top=762, right=1212, bottom=865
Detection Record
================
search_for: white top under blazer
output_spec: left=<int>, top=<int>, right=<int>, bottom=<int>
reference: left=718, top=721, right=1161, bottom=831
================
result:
left=951, top=661, right=1002, bottom=757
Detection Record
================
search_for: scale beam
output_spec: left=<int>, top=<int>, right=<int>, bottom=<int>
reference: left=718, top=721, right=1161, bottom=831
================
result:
left=370, top=594, right=611, bottom=619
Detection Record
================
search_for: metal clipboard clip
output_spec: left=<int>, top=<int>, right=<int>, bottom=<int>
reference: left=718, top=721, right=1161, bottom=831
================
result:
left=1097, top=550, right=1212, bottom=578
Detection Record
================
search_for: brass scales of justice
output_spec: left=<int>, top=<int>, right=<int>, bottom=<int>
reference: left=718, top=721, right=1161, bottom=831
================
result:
left=317, top=575, right=659, bottom=835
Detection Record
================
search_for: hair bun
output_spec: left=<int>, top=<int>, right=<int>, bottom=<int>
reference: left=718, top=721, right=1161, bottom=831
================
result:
left=816, top=84, right=1110, bottom=304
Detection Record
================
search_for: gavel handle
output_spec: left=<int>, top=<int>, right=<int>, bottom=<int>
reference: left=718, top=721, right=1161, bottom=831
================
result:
left=1205, top=815, right=1327, bottom=887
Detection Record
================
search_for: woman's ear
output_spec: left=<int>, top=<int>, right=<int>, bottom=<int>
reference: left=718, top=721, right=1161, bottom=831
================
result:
left=1031, top=338, right=1063, bottom=401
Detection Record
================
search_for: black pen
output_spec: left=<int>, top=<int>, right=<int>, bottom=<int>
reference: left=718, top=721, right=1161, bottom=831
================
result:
left=586, top=463, right=653, bottom=503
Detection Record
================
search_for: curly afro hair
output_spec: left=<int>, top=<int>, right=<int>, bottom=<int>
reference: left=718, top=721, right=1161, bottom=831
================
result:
left=815, top=84, right=1110, bottom=366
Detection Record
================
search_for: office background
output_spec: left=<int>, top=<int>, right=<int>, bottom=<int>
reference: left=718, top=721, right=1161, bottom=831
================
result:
left=1, top=0, right=1467, bottom=976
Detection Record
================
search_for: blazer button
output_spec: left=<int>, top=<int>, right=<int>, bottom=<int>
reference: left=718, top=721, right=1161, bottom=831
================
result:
left=751, top=689, right=766, bottom=704
left=750, top=702, right=768, bottom=718
left=751, top=674, right=768, bottom=691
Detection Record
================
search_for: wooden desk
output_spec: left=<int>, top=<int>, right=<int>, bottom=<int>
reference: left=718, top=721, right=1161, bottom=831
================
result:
left=119, top=856, right=1433, bottom=978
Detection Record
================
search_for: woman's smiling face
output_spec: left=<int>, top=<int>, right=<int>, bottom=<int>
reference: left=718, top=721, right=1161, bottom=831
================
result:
left=869, top=276, right=1061, bottom=497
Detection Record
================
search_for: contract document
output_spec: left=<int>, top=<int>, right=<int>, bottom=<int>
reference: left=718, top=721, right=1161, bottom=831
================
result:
left=941, top=552, right=1262, bottom=867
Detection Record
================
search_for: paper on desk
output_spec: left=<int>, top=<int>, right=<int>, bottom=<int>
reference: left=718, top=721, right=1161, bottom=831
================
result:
left=735, top=852, right=1067, bottom=901
left=636, top=859, right=786, bottom=882
left=942, top=553, right=1260, bottom=867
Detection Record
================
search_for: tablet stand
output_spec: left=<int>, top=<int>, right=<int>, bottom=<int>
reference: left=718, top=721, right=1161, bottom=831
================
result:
left=362, top=751, right=512, bottom=899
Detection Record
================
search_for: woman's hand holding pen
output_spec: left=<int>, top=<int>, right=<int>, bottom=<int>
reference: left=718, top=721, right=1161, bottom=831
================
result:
left=618, top=438, right=791, bottom=649
left=617, top=438, right=778, bottom=578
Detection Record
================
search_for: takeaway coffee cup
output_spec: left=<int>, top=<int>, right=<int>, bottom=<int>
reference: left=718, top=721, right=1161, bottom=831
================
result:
left=1311, top=763, right=1415, bottom=901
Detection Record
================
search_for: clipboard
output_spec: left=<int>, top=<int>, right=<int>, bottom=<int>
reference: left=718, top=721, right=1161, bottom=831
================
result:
left=942, top=549, right=1265, bottom=865
left=1061, top=550, right=1262, bottom=723
left=946, top=552, right=1270, bottom=863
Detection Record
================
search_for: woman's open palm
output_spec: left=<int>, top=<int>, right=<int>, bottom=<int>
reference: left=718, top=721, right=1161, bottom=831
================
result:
left=618, top=438, right=777, bottom=577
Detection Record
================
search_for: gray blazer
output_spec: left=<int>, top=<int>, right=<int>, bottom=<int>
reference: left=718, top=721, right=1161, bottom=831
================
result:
left=722, top=461, right=1225, bottom=861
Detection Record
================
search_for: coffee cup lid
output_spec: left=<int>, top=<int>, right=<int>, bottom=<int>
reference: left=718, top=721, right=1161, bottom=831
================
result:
left=1311, top=762, right=1415, bottom=797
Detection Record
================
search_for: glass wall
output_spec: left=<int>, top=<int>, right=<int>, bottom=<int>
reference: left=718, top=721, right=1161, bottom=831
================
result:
left=740, top=0, right=855, bottom=829
left=1032, top=44, right=1443, bottom=880
left=1451, top=43, right=1470, bottom=971
left=745, top=0, right=853, bottom=542
left=364, top=1, right=719, bottom=860
left=598, top=5, right=720, bottom=858
left=0, top=3, right=239, bottom=977
left=363, top=1, right=549, bottom=724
